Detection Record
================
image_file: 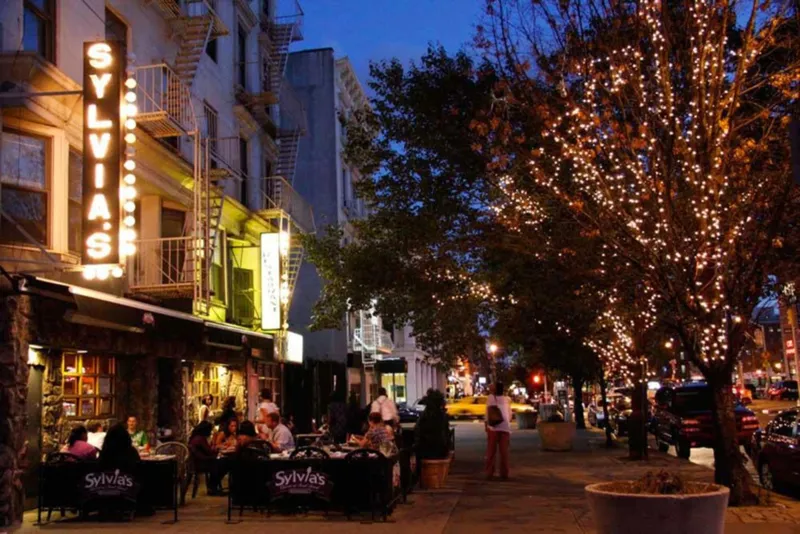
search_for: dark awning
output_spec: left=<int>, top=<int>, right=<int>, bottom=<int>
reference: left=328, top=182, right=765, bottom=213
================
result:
left=376, top=358, right=408, bottom=374
left=204, top=321, right=274, bottom=355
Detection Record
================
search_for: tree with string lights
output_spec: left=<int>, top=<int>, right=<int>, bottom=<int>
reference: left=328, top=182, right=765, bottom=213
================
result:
left=477, top=0, right=800, bottom=503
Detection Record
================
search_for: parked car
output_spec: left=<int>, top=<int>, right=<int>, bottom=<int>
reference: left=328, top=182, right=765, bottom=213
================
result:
left=651, top=383, right=759, bottom=459
left=755, top=409, right=800, bottom=491
left=588, top=393, right=626, bottom=429
left=445, top=396, right=536, bottom=419
left=410, top=397, right=428, bottom=413
left=397, top=404, right=420, bottom=424
left=608, top=396, right=633, bottom=437
left=767, top=380, right=799, bottom=401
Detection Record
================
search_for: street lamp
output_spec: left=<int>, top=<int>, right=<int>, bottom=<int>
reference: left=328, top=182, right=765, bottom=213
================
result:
left=488, top=343, right=499, bottom=383
left=489, top=343, right=498, bottom=354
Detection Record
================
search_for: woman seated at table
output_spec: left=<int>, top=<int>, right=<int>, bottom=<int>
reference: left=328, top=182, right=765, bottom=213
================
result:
left=61, top=425, right=98, bottom=460
left=214, top=418, right=238, bottom=452
left=352, top=412, right=393, bottom=451
left=236, top=420, right=259, bottom=450
left=99, top=423, right=140, bottom=472
left=188, top=421, right=224, bottom=495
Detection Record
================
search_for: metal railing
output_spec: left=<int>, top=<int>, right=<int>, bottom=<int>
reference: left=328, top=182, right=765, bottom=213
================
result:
left=184, top=0, right=228, bottom=37
left=261, top=176, right=315, bottom=233
left=275, top=0, right=304, bottom=39
left=208, top=136, right=242, bottom=178
left=135, top=64, right=196, bottom=136
left=128, top=237, right=195, bottom=290
left=353, top=327, right=394, bottom=354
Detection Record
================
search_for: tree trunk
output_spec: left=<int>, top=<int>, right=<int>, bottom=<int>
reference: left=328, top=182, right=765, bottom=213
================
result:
left=573, top=375, right=586, bottom=429
left=599, top=374, right=612, bottom=447
left=707, top=372, right=758, bottom=505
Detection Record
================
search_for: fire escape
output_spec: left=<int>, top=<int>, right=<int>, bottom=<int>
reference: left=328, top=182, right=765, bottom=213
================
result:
left=128, top=64, right=242, bottom=315
left=145, top=0, right=229, bottom=88
left=351, top=310, right=395, bottom=369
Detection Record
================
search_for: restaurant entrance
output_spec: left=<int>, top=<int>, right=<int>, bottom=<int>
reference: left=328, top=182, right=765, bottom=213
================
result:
left=23, top=362, right=44, bottom=509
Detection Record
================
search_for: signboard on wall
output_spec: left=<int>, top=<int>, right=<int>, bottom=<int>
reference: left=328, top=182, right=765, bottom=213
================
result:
left=286, top=331, right=303, bottom=364
left=82, top=41, right=122, bottom=265
left=261, top=233, right=281, bottom=330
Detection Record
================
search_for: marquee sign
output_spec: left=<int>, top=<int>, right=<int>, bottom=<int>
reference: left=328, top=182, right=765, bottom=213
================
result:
left=82, top=41, right=138, bottom=280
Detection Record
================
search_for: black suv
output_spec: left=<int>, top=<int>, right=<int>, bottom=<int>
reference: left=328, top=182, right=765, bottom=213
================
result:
left=651, top=383, right=759, bottom=459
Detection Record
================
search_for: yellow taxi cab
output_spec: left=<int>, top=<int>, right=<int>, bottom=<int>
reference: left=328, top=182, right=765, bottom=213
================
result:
left=446, top=396, right=535, bottom=419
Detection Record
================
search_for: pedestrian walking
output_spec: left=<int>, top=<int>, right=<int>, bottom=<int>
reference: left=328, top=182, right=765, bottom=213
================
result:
left=371, top=387, right=399, bottom=426
left=485, top=382, right=512, bottom=479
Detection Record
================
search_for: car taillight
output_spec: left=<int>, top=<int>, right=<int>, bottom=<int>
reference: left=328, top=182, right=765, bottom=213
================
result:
left=683, top=418, right=700, bottom=426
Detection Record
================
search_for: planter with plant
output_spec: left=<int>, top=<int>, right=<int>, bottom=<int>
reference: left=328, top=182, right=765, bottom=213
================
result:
left=414, top=390, right=452, bottom=489
left=586, top=471, right=729, bottom=534
left=537, top=412, right=576, bottom=451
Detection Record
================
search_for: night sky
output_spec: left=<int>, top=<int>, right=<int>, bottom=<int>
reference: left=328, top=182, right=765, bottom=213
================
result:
left=298, top=0, right=483, bottom=90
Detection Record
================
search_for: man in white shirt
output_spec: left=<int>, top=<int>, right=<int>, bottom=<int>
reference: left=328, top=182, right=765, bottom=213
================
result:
left=255, top=388, right=279, bottom=437
left=265, top=412, right=295, bottom=452
left=371, top=388, right=399, bottom=425
left=87, top=422, right=106, bottom=450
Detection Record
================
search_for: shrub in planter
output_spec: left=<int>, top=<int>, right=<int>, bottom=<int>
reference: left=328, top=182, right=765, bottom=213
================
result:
left=537, top=412, right=576, bottom=451
left=586, top=471, right=729, bottom=534
left=414, top=390, right=451, bottom=489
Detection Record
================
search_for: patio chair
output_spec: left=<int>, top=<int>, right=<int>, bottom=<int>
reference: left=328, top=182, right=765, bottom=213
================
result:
left=345, top=448, right=388, bottom=521
left=154, top=442, right=190, bottom=505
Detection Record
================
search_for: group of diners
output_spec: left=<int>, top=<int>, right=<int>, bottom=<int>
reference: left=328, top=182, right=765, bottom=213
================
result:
left=188, top=389, right=294, bottom=495
left=59, top=415, right=150, bottom=471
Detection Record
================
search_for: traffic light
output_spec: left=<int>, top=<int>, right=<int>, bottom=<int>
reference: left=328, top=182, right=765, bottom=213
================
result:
left=532, top=374, right=541, bottom=385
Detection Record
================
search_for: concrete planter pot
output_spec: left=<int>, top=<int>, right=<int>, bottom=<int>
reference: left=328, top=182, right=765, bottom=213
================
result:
left=585, top=482, right=729, bottom=534
left=420, top=458, right=450, bottom=489
left=537, top=421, right=576, bottom=451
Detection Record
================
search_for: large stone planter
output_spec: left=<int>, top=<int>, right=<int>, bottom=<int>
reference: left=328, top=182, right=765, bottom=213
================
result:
left=586, top=481, right=729, bottom=534
left=537, top=421, right=576, bottom=451
left=420, top=458, right=450, bottom=489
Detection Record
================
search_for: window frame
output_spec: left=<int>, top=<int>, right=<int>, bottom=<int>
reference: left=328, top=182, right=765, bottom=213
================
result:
left=23, top=0, right=56, bottom=62
left=191, top=365, right=221, bottom=409
left=67, top=148, right=82, bottom=254
left=0, top=128, right=50, bottom=248
left=61, top=353, right=116, bottom=419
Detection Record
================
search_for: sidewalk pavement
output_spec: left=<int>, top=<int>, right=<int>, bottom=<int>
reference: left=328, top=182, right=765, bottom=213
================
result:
left=12, top=422, right=800, bottom=534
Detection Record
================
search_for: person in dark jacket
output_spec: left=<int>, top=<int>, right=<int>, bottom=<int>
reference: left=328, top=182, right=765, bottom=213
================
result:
left=188, top=421, right=223, bottom=495
left=345, top=393, right=365, bottom=439
left=99, top=422, right=140, bottom=472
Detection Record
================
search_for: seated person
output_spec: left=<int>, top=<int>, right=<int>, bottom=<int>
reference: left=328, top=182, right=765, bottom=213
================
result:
left=236, top=420, right=259, bottom=450
left=265, top=412, right=294, bottom=452
left=87, top=422, right=106, bottom=450
left=188, top=421, right=224, bottom=495
left=99, top=423, right=140, bottom=472
left=61, top=425, right=98, bottom=460
left=126, top=415, right=149, bottom=449
left=353, top=412, right=393, bottom=451
left=214, top=418, right=238, bottom=451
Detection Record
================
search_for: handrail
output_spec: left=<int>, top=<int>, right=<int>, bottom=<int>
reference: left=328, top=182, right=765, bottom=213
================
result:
left=135, top=64, right=197, bottom=134
left=261, top=176, right=315, bottom=233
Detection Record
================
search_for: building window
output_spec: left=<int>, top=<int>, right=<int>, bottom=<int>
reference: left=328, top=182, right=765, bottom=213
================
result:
left=105, top=8, right=128, bottom=61
left=23, top=0, right=55, bottom=62
left=231, top=267, right=255, bottom=325
left=0, top=130, right=48, bottom=247
left=256, top=362, right=281, bottom=406
left=237, top=24, right=247, bottom=88
left=191, top=365, right=220, bottom=409
left=206, top=39, right=218, bottom=63
left=68, top=150, right=82, bottom=253
left=204, top=102, right=218, bottom=150
left=62, top=353, right=116, bottom=418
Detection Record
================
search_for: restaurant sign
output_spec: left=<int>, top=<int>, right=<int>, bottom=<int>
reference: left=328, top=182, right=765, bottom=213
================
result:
left=261, top=233, right=281, bottom=330
left=269, top=466, right=333, bottom=501
left=81, top=469, right=140, bottom=503
left=81, top=40, right=138, bottom=280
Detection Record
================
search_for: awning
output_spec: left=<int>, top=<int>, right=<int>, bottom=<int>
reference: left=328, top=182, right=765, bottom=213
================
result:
left=204, top=321, right=274, bottom=355
left=376, top=358, right=408, bottom=374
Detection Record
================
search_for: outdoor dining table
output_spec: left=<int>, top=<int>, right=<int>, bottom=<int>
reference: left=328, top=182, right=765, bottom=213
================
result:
left=227, top=446, right=407, bottom=520
left=37, top=454, right=179, bottom=524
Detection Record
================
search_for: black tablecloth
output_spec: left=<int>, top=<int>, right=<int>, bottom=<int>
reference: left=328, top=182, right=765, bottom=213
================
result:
left=38, top=459, right=178, bottom=521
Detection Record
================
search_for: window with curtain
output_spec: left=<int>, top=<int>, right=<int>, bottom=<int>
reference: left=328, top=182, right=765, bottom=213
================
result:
left=68, top=150, right=82, bottom=253
left=23, top=0, right=55, bottom=62
left=0, top=130, right=48, bottom=247
left=62, top=353, right=116, bottom=418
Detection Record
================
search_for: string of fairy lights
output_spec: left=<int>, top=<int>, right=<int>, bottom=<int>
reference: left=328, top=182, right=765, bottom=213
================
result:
left=491, top=0, right=780, bottom=367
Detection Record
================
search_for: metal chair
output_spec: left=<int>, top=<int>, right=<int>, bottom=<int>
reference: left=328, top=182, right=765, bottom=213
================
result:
left=289, top=446, right=330, bottom=460
left=345, top=448, right=387, bottom=521
left=155, top=442, right=190, bottom=505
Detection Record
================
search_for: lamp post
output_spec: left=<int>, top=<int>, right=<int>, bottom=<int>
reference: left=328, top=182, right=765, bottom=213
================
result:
left=489, top=343, right=498, bottom=383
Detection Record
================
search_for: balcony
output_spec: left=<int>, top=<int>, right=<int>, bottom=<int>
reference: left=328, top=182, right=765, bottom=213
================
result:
left=128, top=237, right=196, bottom=298
left=260, top=176, right=315, bottom=234
left=353, top=327, right=394, bottom=355
left=135, top=64, right=196, bottom=138
left=208, top=136, right=243, bottom=181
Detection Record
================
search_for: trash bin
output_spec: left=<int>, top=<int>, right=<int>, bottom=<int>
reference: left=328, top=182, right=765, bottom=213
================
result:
left=516, top=411, right=538, bottom=429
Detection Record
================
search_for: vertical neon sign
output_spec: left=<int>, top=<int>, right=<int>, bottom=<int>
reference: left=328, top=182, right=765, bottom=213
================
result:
left=82, top=41, right=138, bottom=280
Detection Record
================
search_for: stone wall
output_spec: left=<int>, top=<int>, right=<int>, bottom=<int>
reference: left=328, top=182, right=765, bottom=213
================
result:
left=117, top=356, right=158, bottom=444
left=0, top=288, right=32, bottom=526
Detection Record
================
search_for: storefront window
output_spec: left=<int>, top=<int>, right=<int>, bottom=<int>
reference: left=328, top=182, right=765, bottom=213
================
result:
left=191, top=365, right=220, bottom=408
left=256, top=362, right=281, bottom=406
left=62, top=353, right=115, bottom=418
left=381, top=373, right=407, bottom=404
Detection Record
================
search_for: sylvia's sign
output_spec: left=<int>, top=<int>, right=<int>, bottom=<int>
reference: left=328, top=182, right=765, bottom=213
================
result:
left=269, top=466, right=333, bottom=500
left=81, top=469, right=140, bottom=503
left=82, top=41, right=122, bottom=265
